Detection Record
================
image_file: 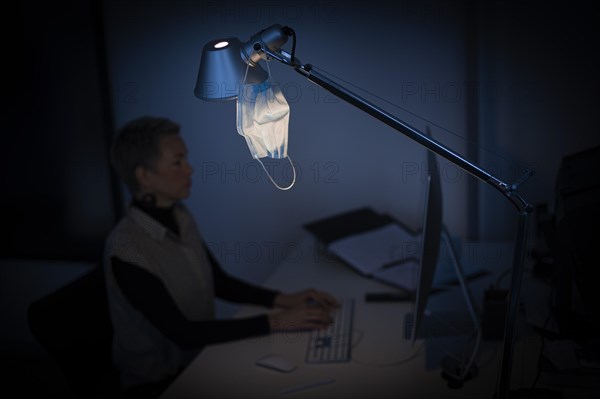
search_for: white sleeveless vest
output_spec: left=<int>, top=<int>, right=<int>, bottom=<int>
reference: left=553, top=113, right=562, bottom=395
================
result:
left=103, top=203, right=215, bottom=388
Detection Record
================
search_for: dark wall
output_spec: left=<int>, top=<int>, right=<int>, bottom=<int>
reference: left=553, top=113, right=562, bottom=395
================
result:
left=7, top=1, right=119, bottom=261
left=477, top=1, right=600, bottom=239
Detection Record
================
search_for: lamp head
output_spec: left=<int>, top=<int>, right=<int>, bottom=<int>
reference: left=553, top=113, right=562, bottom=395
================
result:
left=194, top=24, right=290, bottom=101
left=194, top=37, right=267, bottom=101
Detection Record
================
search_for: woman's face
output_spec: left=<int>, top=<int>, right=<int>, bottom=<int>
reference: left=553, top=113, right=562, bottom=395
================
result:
left=138, top=134, right=194, bottom=207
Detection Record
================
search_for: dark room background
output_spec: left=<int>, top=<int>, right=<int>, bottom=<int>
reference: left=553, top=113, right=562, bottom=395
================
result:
left=6, top=0, right=599, bottom=393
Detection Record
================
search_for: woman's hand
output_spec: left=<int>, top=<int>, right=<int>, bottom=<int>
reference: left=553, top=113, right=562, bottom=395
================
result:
left=274, top=288, right=339, bottom=310
left=267, top=304, right=334, bottom=331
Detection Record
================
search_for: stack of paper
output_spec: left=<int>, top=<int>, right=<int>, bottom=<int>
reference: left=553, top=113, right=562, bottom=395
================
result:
left=304, top=207, right=488, bottom=293
left=327, top=224, right=419, bottom=276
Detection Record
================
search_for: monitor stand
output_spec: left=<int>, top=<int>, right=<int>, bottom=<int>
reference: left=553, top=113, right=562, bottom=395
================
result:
left=404, top=226, right=481, bottom=388
left=404, top=227, right=479, bottom=338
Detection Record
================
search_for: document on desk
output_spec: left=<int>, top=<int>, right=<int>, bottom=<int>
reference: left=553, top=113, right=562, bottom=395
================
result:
left=327, top=223, right=419, bottom=276
left=372, top=260, right=419, bottom=291
left=325, top=222, right=489, bottom=292
left=371, top=248, right=490, bottom=292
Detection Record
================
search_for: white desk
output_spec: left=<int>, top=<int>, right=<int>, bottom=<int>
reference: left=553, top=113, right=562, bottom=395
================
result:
left=160, top=238, right=537, bottom=399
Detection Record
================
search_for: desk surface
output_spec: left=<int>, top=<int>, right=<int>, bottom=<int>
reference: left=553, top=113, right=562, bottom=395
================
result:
left=160, top=238, right=537, bottom=399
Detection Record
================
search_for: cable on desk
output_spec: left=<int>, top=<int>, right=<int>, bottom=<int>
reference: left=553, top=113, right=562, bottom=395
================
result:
left=350, top=331, right=425, bottom=368
left=442, top=327, right=483, bottom=382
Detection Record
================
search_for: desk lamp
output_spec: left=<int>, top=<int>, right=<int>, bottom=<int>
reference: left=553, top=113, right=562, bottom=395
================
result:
left=194, top=24, right=534, bottom=399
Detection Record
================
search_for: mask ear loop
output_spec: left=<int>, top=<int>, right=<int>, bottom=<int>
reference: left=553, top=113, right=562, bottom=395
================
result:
left=243, top=61, right=296, bottom=191
left=255, top=155, right=296, bottom=191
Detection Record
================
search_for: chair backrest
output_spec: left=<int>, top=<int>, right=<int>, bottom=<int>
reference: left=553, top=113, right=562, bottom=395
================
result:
left=27, top=265, right=120, bottom=397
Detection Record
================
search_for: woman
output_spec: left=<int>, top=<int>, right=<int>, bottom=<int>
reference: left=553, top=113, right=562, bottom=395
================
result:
left=104, top=116, right=337, bottom=397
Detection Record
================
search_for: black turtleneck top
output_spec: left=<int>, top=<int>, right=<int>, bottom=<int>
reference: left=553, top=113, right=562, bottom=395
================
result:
left=110, top=199, right=278, bottom=350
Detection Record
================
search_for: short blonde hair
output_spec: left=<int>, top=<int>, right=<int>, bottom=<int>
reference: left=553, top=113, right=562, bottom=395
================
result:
left=110, top=116, right=181, bottom=193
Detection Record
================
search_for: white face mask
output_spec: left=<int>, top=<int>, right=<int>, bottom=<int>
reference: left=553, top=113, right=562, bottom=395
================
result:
left=236, top=64, right=296, bottom=190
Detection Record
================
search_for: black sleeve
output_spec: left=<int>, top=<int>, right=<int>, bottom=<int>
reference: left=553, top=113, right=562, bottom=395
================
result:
left=111, top=257, right=271, bottom=350
left=204, top=245, right=280, bottom=308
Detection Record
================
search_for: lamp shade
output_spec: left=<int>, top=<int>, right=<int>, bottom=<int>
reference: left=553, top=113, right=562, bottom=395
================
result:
left=195, top=37, right=268, bottom=101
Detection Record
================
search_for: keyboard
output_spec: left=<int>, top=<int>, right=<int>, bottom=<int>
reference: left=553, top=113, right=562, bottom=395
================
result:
left=305, top=298, right=354, bottom=364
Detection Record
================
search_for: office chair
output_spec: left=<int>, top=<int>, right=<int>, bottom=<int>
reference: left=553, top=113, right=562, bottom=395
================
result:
left=27, top=264, right=122, bottom=398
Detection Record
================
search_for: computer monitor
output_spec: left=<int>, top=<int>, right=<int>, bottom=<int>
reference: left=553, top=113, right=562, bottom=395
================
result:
left=407, top=147, right=443, bottom=344
left=403, top=137, right=481, bottom=387
left=405, top=143, right=480, bottom=343
left=550, top=145, right=600, bottom=339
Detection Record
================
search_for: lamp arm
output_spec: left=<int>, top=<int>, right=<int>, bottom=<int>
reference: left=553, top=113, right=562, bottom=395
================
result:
left=300, top=64, right=534, bottom=214
left=257, top=46, right=533, bottom=213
